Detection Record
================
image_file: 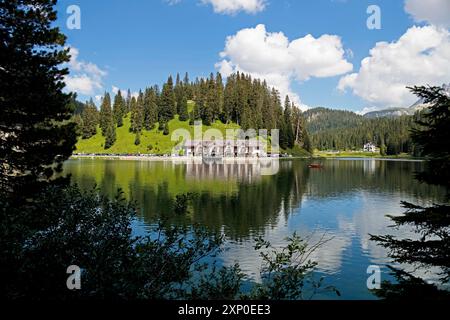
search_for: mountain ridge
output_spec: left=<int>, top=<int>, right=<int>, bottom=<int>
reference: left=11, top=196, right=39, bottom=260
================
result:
left=362, top=83, right=450, bottom=119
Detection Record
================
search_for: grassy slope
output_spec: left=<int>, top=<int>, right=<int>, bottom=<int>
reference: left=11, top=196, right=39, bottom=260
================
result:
left=76, top=101, right=311, bottom=156
left=76, top=114, right=241, bottom=155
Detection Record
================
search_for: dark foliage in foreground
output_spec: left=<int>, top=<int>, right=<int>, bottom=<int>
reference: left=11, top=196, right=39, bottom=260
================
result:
left=0, top=0, right=76, bottom=198
left=1, top=185, right=338, bottom=300
left=370, top=86, right=450, bottom=299
left=0, top=185, right=224, bottom=299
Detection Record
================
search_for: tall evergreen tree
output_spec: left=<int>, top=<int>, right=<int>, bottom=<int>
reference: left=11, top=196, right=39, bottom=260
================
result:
left=130, top=93, right=144, bottom=133
left=0, top=0, right=77, bottom=197
left=99, top=93, right=116, bottom=149
left=113, top=90, right=125, bottom=127
left=178, top=95, right=189, bottom=122
left=81, top=99, right=99, bottom=139
left=144, top=88, right=158, bottom=130
left=183, top=72, right=192, bottom=99
left=283, top=96, right=295, bottom=149
left=104, top=121, right=116, bottom=149
left=99, top=93, right=112, bottom=136
left=125, top=89, right=132, bottom=115
left=159, top=75, right=176, bottom=123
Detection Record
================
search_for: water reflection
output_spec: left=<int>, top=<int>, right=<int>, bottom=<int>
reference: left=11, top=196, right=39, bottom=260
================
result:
left=64, top=158, right=446, bottom=299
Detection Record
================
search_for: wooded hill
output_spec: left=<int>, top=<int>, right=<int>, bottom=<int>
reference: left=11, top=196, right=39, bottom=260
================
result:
left=73, top=72, right=312, bottom=155
left=304, top=107, right=420, bottom=155
left=73, top=72, right=421, bottom=157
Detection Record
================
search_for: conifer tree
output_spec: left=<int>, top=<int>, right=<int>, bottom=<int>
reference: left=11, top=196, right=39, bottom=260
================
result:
left=0, top=0, right=81, bottom=198
left=125, top=89, right=132, bottom=115
left=81, top=99, right=99, bottom=139
left=283, top=96, right=295, bottom=149
left=113, top=90, right=125, bottom=127
left=159, top=76, right=176, bottom=123
left=100, top=93, right=112, bottom=136
left=104, top=122, right=116, bottom=149
left=183, top=72, right=192, bottom=99
left=178, top=95, right=189, bottom=122
left=144, top=88, right=158, bottom=130
left=130, top=95, right=144, bottom=133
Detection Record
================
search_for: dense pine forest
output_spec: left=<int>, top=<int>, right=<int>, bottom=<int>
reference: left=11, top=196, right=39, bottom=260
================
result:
left=74, top=73, right=422, bottom=156
left=74, top=72, right=311, bottom=153
left=304, top=108, right=420, bottom=155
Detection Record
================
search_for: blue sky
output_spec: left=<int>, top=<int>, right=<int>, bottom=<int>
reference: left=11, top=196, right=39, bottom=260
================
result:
left=56, top=0, right=450, bottom=112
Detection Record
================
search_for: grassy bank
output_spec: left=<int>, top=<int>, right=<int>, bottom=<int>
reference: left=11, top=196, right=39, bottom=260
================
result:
left=313, top=150, right=422, bottom=160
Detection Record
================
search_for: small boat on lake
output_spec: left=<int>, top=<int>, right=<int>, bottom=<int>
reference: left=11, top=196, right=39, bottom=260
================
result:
left=308, top=163, right=324, bottom=169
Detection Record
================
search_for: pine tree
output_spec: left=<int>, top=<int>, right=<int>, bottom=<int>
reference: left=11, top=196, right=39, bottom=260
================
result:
left=81, top=99, right=99, bottom=139
left=144, top=88, right=158, bottom=130
left=174, top=74, right=185, bottom=116
left=178, top=95, right=189, bottom=122
left=183, top=72, right=192, bottom=99
left=216, top=72, right=224, bottom=116
left=99, top=93, right=112, bottom=136
left=113, top=90, right=125, bottom=127
left=283, top=96, right=295, bottom=149
left=130, top=95, right=144, bottom=133
left=104, top=122, right=116, bottom=149
left=125, top=89, right=132, bottom=115
left=202, top=74, right=216, bottom=125
left=159, top=75, right=176, bottom=123
left=0, top=0, right=79, bottom=197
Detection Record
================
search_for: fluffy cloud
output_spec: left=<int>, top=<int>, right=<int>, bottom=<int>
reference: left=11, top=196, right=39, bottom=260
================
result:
left=338, top=25, right=450, bottom=107
left=166, top=0, right=266, bottom=15
left=216, top=24, right=353, bottom=108
left=201, top=0, right=266, bottom=15
left=405, top=0, right=450, bottom=28
left=65, top=47, right=107, bottom=96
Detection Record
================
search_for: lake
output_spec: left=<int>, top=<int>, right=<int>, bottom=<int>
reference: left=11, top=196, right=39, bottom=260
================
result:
left=64, top=158, right=446, bottom=299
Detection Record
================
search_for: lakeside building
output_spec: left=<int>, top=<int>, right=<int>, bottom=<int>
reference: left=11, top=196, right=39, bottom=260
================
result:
left=176, top=139, right=273, bottom=158
left=363, top=142, right=377, bottom=152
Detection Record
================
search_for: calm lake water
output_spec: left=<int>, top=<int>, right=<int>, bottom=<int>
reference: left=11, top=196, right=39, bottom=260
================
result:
left=64, top=158, right=446, bottom=299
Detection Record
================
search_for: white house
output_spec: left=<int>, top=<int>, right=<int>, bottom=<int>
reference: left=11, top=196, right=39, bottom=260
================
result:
left=363, top=142, right=376, bottom=152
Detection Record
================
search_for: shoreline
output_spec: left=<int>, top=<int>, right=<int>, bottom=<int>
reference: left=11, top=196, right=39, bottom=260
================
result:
left=70, top=154, right=424, bottom=162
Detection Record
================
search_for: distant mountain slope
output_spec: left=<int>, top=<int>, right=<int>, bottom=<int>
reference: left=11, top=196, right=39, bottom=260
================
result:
left=363, top=83, right=450, bottom=119
left=364, top=107, right=413, bottom=119
left=303, top=107, right=364, bottom=134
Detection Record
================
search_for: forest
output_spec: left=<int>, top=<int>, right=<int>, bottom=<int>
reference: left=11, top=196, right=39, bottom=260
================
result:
left=304, top=107, right=420, bottom=155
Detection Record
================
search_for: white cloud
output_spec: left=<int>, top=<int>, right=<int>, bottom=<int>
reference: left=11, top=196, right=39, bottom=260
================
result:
left=165, top=0, right=266, bottom=15
left=405, top=0, right=450, bottom=28
left=338, top=25, right=450, bottom=107
left=201, top=0, right=266, bottom=15
left=65, top=47, right=107, bottom=96
left=216, top=24, right=353, bottom=108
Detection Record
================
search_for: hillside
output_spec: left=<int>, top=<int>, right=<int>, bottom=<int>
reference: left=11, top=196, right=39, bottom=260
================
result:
left=304, top=107, right=417, bottom=155
left=303, top=107, right=364, bottom=134
left=75, top=113, right=240, bottom=155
